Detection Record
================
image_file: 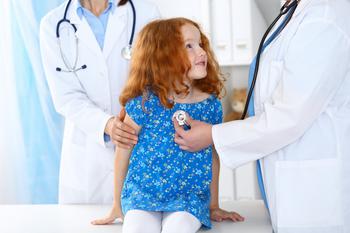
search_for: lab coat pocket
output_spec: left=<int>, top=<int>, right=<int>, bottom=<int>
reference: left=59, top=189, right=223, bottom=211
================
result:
left=275, top=159, right=341, bottom=228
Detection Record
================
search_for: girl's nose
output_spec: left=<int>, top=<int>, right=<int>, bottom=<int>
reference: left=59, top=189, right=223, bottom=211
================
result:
left=197, top=46, right=206, bottom=57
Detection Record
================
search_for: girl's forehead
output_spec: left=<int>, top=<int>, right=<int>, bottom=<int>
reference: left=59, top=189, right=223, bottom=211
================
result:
left=181, top=24, right=201, bottom=40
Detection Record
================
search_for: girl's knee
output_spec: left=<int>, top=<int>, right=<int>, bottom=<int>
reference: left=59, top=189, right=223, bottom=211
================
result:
left=161, top=211, right=201, bottom=233
left=123, top=210, right=162, bottom=233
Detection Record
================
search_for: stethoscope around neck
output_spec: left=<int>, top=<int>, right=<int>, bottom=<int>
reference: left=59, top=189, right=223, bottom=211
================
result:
left=240, top=0, right=299, bottom=120
left=55, top=0, right=136, bottom=73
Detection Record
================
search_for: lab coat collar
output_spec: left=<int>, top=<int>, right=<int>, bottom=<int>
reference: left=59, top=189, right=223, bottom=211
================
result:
left=69, top=0, right=81, bottom=25
left=67, top=0, right=127, bottom=59
left=270, top=0, right=312, bottom=42
left=76, top=0, right=116, bottom=19
left=67, top=1, right=102, bottom=57
left=102, top=2, right=127, bottom=59
left=68, top=0, right=123, bottom=25
left=293, top=0, right=313, bottom=17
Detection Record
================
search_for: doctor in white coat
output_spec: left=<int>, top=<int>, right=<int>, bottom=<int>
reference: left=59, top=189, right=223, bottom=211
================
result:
left=172, top=0, right=350, bottom=232
left=40, top=0, right=159, bottom=204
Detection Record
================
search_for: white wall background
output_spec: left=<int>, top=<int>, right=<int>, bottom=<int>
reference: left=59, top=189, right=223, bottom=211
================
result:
left=148, top=0, right=280, bottom=201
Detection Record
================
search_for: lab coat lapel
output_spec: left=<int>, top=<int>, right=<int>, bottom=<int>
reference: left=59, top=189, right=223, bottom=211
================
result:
left=103, top=4, right=127, bottom=59
left=292, top=0, right=313, bottom=17
left=69, top=1, right=104, bottom=58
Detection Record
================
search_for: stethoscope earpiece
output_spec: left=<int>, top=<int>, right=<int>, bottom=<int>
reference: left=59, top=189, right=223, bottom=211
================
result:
left=56, top=64, right=87, bottom=73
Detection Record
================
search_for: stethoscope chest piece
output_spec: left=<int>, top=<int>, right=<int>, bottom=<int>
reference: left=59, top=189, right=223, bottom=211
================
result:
left=173, top=110, right=191, bottom=130
left=121, top=45, right=132, bottom=60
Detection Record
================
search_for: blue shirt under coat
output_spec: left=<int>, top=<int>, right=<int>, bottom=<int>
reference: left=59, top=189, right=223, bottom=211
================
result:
left=76, top=0, right=115, bottom=49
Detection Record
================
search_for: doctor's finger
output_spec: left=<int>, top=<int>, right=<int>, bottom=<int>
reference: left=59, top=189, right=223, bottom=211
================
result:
left=174, top=134, right=187, bottom=146
left=113, top=134, right=137, bottom=146
left=114, top=127, right=138, bottom=142
left=184, top=113, right=194, bottom=125
left=173, top=119, right=186, bottom=138
left=114, top=118, right=136, bottom=135
left=114, top=141, right=132, bottom=149
left=179, top=145, right=190, bottom=151
left=111, top=136, right=133, bottom=149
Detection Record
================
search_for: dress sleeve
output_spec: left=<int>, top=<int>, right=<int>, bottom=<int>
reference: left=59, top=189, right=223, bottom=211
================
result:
left=125, top=96, right=147, bottom=127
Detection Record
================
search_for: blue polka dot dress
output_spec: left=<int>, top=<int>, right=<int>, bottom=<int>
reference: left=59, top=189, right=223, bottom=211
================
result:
left=121, top=92, right=223, bottom=229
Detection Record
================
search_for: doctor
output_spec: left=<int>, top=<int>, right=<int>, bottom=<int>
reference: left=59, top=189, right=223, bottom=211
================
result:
left=171, top=0, right=350, bottom=232
left=40, top=0, right=159, bottom=203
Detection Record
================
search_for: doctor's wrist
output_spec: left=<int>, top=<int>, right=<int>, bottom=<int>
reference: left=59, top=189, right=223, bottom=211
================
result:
left=105, top=116, right=115, bottom=136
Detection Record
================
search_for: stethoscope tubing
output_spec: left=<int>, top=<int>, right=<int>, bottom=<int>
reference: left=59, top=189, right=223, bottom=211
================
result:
left=128, top=0, right=136, bottom=47
left=56, top=0, right=76, bottom=38
left=241, top=0, right=299, bottom=120
left=55, top=0, right=136, bottom=68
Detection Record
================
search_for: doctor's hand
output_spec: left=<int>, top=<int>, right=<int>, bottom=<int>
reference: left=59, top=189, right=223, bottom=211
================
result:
left=173, top=115, right=213, bottom=152
left=106, top=108, right=138, bottom=149
left=91, top=204, right=123, bottom=225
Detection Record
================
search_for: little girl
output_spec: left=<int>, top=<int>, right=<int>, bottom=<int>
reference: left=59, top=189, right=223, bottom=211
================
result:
left=93, top=18, right=243, bottom=232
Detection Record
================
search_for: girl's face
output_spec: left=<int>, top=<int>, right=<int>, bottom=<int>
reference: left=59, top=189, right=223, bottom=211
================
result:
left=181, top=23, right=208, bottom=80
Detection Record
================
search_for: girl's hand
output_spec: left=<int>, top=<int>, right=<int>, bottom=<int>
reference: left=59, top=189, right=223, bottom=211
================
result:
left=91, top=205, right=123, bottom=225
left=210, top=207, right=245, bottom=222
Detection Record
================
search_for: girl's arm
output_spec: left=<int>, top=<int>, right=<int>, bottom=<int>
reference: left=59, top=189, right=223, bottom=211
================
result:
left=210, top=149, right=220, bottom=210
left=91, top=114, right=141, bottom=225
left=210, top=148, right=245, bottom=222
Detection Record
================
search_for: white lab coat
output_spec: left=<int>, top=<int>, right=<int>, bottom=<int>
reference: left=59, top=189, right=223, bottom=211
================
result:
left=213, top=0, right=350, bottom=232
left=40, top=0, right=159, bottom=204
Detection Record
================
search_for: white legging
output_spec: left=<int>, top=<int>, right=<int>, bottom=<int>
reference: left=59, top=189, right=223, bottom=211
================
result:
left=123, top=210, right=201, bottom=233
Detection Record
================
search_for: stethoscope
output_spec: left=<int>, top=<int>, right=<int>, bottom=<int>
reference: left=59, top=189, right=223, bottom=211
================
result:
left=55, top=0, right=136, bottom=73
left=240, top=0, right=299, bottom=120
left=173, top=110, right=191, bottom=130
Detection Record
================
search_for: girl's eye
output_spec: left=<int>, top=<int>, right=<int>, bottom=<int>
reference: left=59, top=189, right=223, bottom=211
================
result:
left=185, top=43, right=193, bottom=49
left=199, top=43, right=203, bottom=48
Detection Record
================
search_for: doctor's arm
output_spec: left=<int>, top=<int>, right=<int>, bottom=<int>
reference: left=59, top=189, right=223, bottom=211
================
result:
left=91, top=114, right=140, bottom=225
left=175, top=19, right=350, bottom=168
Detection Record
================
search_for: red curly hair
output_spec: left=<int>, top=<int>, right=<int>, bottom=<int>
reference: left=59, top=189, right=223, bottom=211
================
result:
left=119, top=17, right=224, bottom=108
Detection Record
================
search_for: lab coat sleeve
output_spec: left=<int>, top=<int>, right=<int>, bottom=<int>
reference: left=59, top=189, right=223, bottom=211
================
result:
left=39, top=14, right=112, bottom=147
left=212, top=19, right=350, bottom=169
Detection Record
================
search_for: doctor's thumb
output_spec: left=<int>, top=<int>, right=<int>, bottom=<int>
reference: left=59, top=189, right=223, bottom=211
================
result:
left=185, top=113, right=194, bottom=126
left=119, top=108, right=126, bottom=122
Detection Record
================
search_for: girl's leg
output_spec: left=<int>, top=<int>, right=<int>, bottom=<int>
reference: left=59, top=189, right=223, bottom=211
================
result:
left=123, top=210, right=162, bottom=233
left=161, top=211, right=201, bottom=233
